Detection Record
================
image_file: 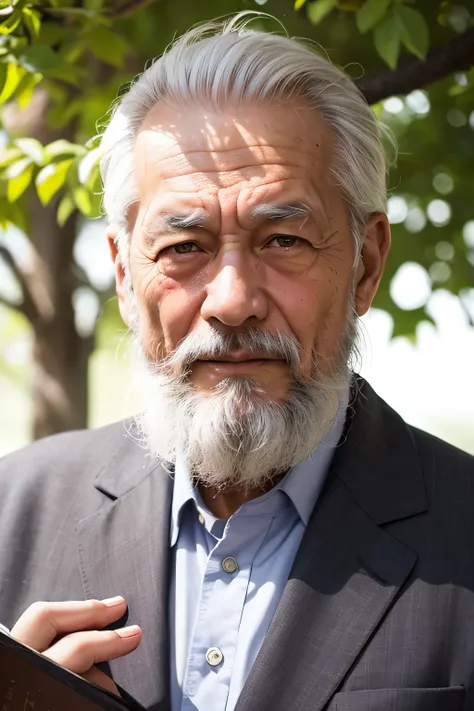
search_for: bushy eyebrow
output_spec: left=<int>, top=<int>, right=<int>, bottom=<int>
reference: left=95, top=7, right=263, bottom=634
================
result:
left=163, top=209, right=210, bottom=232
left=142, top=201, right=319, bottom=246
left=250, top=201, right=316, bottom=224
left=161, top=202, right=315, bottom=229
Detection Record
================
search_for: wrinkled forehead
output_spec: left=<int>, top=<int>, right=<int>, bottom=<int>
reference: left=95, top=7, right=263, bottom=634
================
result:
left=134, top=101, right=334, bottom=190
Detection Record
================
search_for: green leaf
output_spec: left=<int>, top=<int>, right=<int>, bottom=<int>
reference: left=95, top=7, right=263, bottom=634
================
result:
left=22, top=7, right=41, bottom=39
left=44, top=139, right=86, bottom=161
left=85, top=163, right=101, bottom=195
left=46, top=66, right=80, bottom=86
left=4, top=156, right=31, bottom=179
left=390, top=306, right=434, bottom=340
left=19, top=44, right=62, bottom=73
left=0, top=198, right=28, bottom=234
left=307, top=0, right=337, bottom=25
left=57, top=193, right=75, bottom=226
left=73, top=185, right=92, bottom=215
left=38, top=21, right=64, bottom=47
left=448, top=81, right=469, bottom=97
left=356, top=0, right=391, bottom=34
left=78, top=147, right=101, bottom=184
left=0, top=18, right=21, bottom=36
left=6, top=161, right=34, bottom=202
left=373, top=10, right=400, bottom=69
left=437, top=1, right=452, bottom=28
left=294, top=0, right=308, bottom=9
left=46, top=100, right=82, bottom=129
left=0, top=62, right=26, bottom=104
left=395, top=5, right=429, bottom=60
left=0, top=146, right=23, bottom=169
left=36, top=159, right=73, bottom=205
left=15, top=71, right=41, bottom=109
left=60, top=40, right=86, bottom=65
left=0, top=4, right=14, bottom=17
left=0, top=1, right=25, bottom=35
left=86, top=27, right=129, bottom=67
left=18, top=44, right=79, bottom=86
left=14, top=137, right=45, bottom=166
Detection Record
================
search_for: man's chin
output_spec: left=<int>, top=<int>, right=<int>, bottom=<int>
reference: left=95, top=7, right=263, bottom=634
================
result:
left=191, top=375, right=291, bottom=406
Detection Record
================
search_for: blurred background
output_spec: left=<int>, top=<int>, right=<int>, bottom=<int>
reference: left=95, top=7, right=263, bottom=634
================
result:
left=0, top=0, right=473, bottom=456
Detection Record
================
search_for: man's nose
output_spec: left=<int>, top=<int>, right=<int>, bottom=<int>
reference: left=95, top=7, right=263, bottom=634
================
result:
left=200, top=258, right=268, bottom=328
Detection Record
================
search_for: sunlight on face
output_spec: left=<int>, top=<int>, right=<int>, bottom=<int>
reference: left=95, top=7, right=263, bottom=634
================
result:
left=127, top=102, right=357, bottom=400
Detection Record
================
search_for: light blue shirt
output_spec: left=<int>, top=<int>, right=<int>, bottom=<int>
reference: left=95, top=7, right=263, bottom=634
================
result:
left=169, top=395, right=348, bottom=711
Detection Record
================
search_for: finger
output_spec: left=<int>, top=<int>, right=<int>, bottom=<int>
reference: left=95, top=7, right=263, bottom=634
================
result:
left=42, top=626, right=142, bottom=674
left=82, top=667, right=121, bottom=696
left=10, top=597, right=127, bottom=652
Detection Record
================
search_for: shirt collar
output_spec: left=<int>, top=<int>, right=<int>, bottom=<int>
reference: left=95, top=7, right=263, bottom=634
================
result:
left=170, top=452, right=196, bottom=547
left=170, top=387, right=349, bottom=544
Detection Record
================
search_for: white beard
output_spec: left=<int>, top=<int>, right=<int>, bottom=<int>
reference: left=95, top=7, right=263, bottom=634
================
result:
left=131, top=321, right=356, bottom=491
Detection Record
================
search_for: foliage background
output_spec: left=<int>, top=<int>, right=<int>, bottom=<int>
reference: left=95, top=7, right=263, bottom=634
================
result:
left=0, top=0, right=473, bottom=453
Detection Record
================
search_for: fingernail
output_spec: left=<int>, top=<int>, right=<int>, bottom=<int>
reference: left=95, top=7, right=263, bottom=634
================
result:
left=116, top=625, right=141, bottom=638
left=101, top=596, right=126, bottom=607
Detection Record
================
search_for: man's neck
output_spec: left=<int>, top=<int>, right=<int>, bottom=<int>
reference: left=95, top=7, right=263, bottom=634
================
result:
left=198, top=473, right=286, bottom=519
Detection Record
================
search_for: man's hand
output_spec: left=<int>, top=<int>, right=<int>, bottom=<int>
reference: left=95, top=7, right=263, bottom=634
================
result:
left=10, top=597, right=142, bottom=695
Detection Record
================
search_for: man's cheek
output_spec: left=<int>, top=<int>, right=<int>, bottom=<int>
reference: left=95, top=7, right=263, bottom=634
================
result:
left=158, top=291, right=203, bottom=350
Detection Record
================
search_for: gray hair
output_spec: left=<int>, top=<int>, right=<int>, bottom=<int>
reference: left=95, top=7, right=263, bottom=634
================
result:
left=100, top=12, right=388, bottom=270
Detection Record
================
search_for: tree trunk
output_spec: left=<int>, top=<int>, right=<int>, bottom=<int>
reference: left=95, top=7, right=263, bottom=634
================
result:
left=3, top=89, right=94, bottom=439
left=29, top=190, right=94, bottom=440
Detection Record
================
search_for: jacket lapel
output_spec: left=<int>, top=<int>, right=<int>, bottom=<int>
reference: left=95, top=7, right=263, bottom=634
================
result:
left=235, top=380, right=427, bottom=711
left=77, top=423, right=173, bottom=710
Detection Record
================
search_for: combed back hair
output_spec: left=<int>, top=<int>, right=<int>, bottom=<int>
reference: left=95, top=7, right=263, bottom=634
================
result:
left=100, top=12, right=389, bottom=268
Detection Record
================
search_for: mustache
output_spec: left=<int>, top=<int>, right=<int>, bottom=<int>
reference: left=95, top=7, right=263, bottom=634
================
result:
left=156, top=328, right=303, bottom=376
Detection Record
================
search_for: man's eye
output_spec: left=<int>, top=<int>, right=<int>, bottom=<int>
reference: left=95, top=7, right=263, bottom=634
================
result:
left=173, top=242, right=200, bottom=254
left=268, top=235, right=300, bottom=248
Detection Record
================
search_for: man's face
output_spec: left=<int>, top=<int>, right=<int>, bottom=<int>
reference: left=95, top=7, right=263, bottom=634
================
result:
left=113, top=101, right=388, bottom=402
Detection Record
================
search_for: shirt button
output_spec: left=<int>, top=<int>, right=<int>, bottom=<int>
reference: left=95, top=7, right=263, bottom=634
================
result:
left=206, top=647, right=223, bottom=666
left=198, top=513, right=205, bottom=525
left=222, top=557, right=238, bottom=574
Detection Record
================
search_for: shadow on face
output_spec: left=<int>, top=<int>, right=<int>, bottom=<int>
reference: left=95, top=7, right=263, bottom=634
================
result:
left=108, top=100, right=390, bottom=402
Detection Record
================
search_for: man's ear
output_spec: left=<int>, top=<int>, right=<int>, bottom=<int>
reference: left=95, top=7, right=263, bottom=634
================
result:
left=107, top=225, right=132, bottom=328
left=354, top=213, right=391, bottom=317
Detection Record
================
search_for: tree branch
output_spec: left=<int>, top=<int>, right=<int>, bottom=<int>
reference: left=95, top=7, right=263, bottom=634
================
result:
left=0, top=245, right=38, bottom=323
left=356, top=27, right=474, bottom=105
left=105, top=0, right=160, bottom=18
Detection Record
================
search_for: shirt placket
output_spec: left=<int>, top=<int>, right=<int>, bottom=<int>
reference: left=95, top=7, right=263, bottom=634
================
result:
left=181, top=513, right=274, bottom=711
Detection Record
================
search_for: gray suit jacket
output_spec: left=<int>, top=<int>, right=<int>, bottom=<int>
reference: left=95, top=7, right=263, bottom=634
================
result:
left=1, top=379, right=473, bottom=711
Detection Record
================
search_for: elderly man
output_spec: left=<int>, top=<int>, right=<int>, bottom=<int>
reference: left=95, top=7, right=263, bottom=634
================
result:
left=1, top=14, right=474, bottom=711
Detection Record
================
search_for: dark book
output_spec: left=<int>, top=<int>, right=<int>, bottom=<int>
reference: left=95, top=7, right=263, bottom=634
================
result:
left=0, top=627, right=145, bottom=711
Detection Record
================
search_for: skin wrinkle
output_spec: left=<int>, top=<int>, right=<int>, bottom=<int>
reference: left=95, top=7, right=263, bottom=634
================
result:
left=108, top=101, right=390, bottom=511
left=139, top=110, right=322, bottom=190
left=143, top=144, right=315, bottom=159
left=141, top=204, right=331, bottom=256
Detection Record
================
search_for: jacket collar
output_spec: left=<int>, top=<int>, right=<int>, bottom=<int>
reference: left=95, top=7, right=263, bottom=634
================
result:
left=92, top=419, right=170, bottom=500
left=82, top=377, right=428, bottom=710
left=234, top=378, right=427, bottom=711
left=333, top=377, right=427, bottom=524
left=92, top=377, right=427, bottom=526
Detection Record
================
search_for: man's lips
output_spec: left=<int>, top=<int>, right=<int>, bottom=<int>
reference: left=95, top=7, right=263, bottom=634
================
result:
left=190, top=358, right=286, bottom=376
left=188, top=354, right=290, bottom=386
